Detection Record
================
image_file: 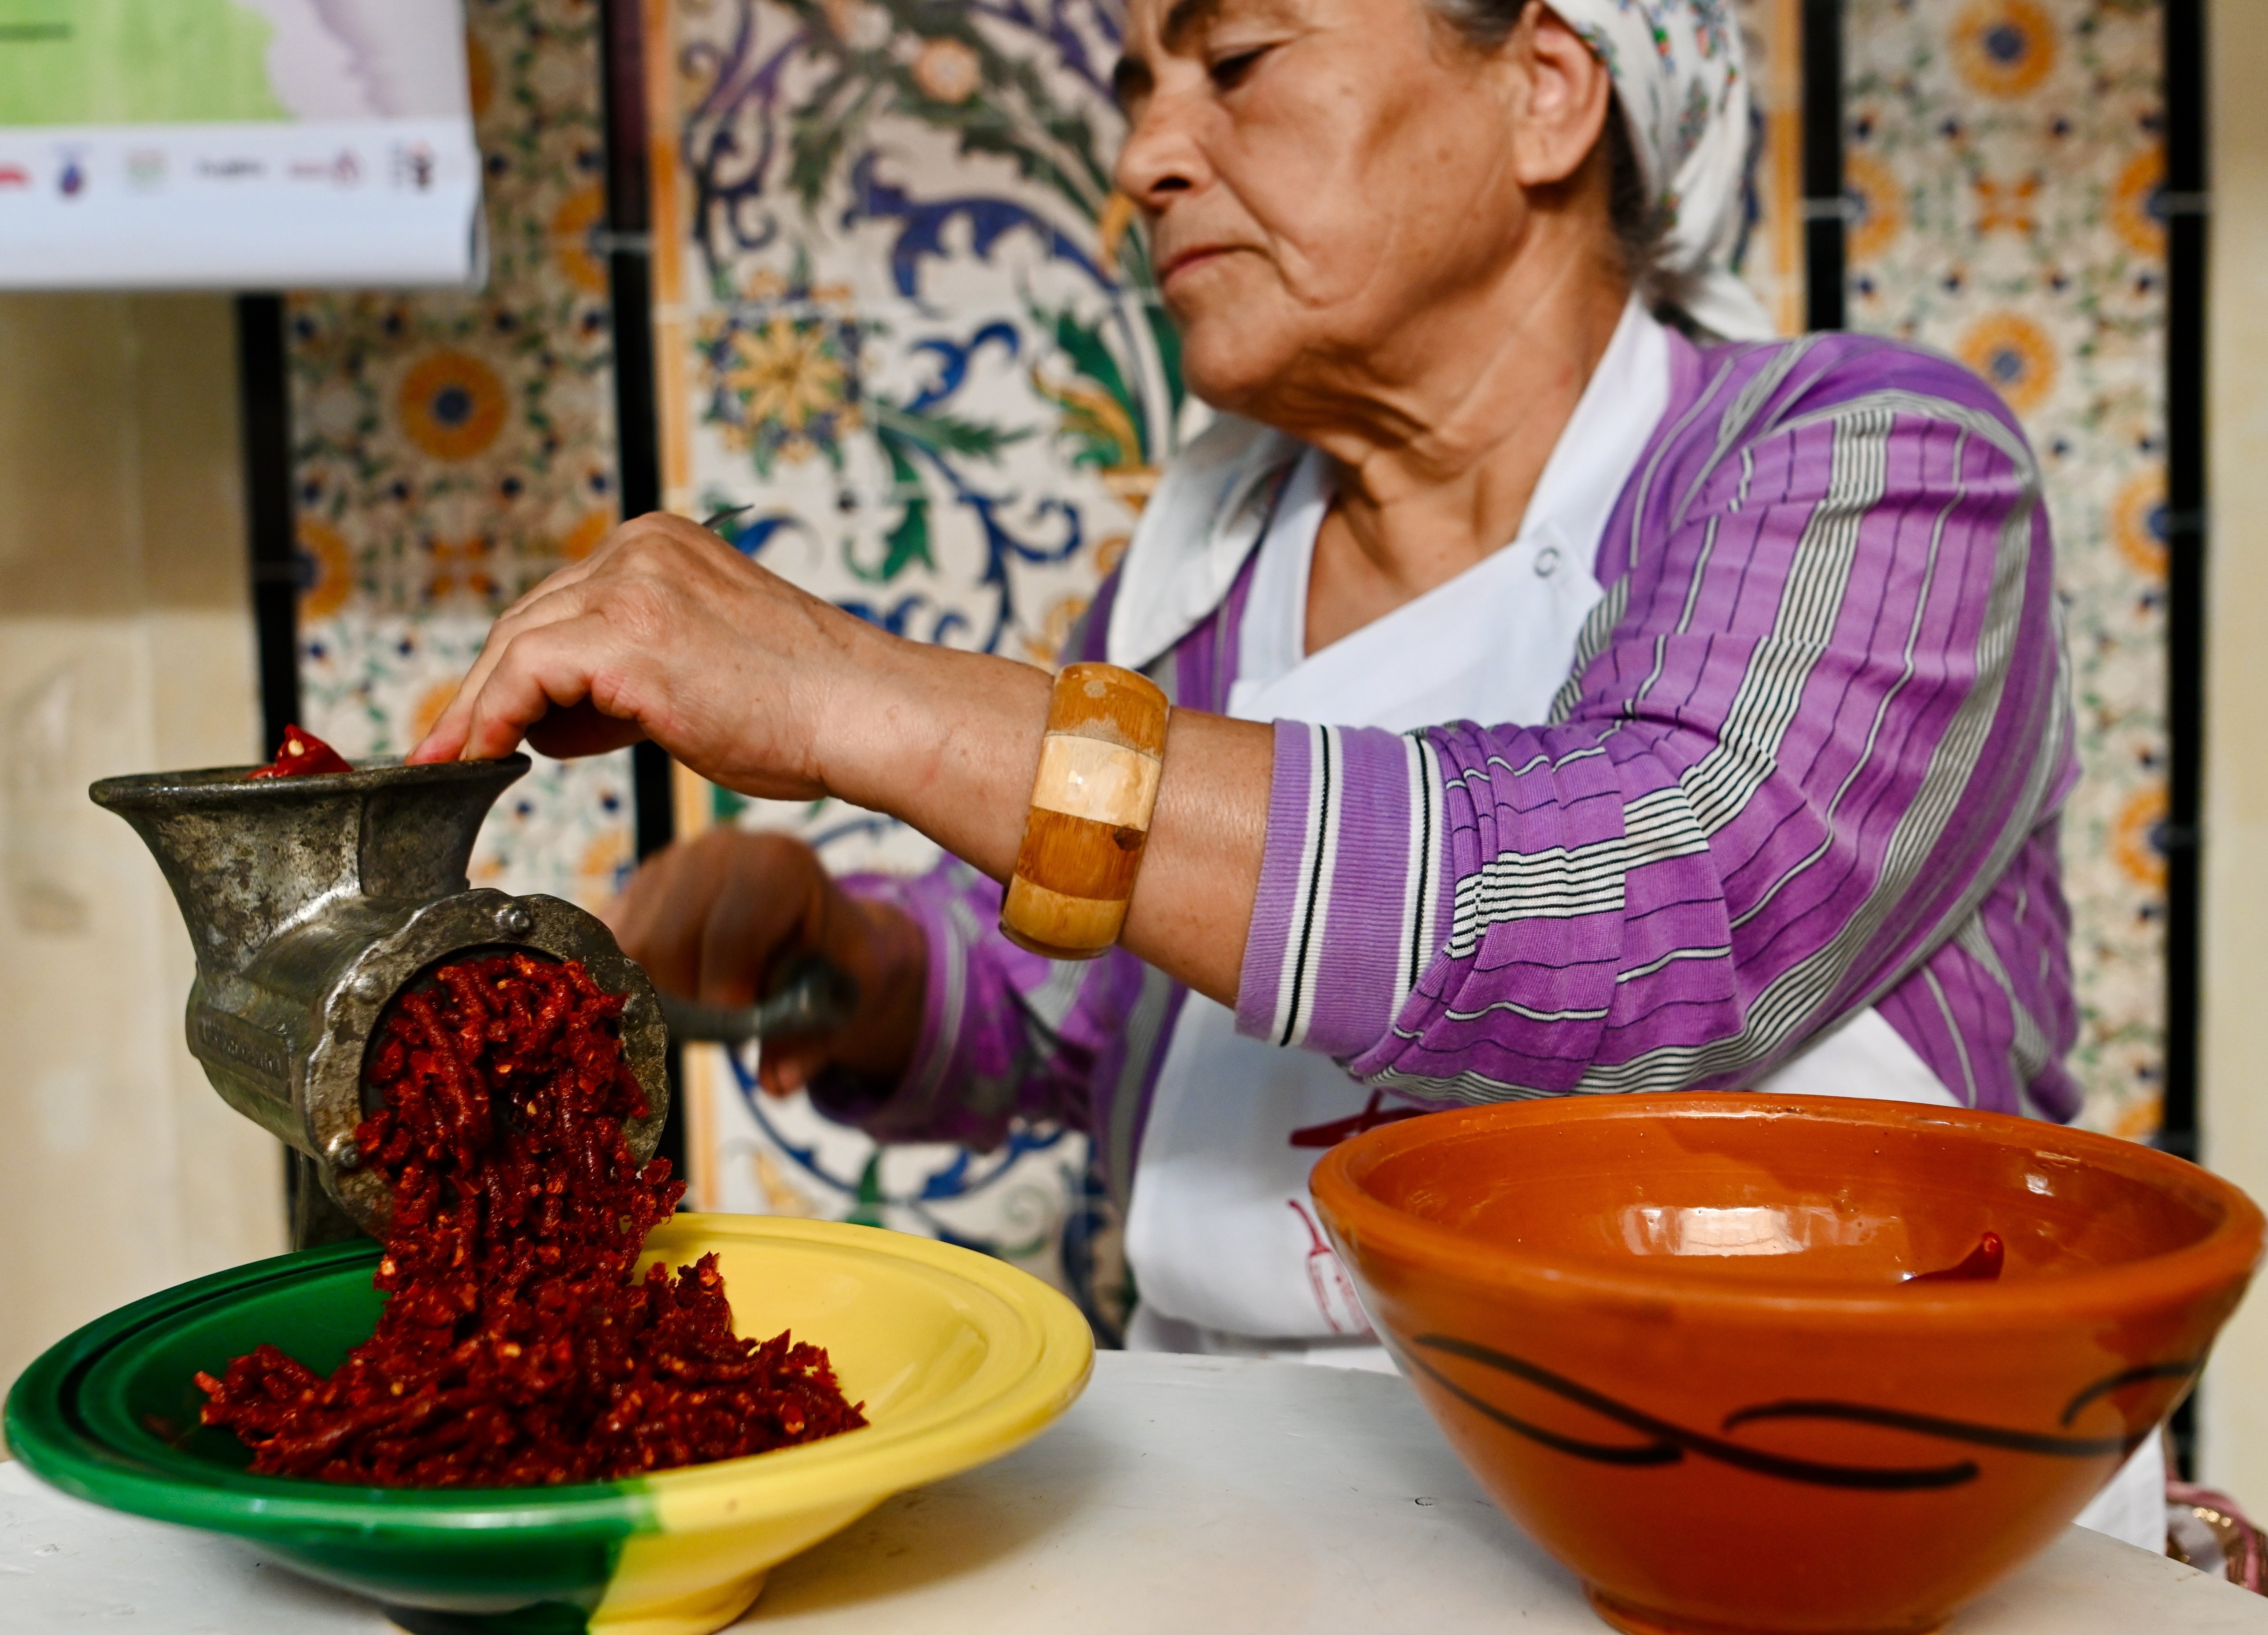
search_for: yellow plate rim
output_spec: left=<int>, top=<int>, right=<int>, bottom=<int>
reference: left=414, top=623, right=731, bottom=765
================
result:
left=627, top=1213, right=1094, bottom=1534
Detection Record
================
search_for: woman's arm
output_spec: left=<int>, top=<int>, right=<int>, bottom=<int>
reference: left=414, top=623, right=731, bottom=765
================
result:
left=409, top=514, right=1273, bottom=1007
left=1237, top=340, right=2074, bottom=1107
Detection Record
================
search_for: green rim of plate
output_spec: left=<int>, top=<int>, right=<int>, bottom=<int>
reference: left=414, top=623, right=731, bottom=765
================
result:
left=4, top=1239, right=660, bottom=1541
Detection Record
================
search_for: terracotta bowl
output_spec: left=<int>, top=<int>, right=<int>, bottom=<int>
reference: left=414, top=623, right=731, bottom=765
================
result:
left=1309, top=1093, right=2264, bottom=1635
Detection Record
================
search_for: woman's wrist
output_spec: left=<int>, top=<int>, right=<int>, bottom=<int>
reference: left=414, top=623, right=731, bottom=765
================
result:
left=810, top=628, right=1053, bottom=883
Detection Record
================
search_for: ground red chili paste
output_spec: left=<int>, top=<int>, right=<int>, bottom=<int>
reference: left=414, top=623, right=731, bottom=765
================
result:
left=244, top=723, right=353, bottom=778
left=196, top=952, right=865, bottom=1486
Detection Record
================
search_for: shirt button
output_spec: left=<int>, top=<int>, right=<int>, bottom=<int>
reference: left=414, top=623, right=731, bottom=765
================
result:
left=1534, top=546, right=1561, bottom=577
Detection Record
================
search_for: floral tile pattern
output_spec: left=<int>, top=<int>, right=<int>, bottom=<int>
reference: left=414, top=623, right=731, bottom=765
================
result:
left=290, top=0, right=635, bottom=913
left=1844, top=0, right=2168, bottom=1139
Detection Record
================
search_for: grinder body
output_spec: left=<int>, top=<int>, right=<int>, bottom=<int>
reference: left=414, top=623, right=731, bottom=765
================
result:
left=90, top=755, right=668, bottom=1240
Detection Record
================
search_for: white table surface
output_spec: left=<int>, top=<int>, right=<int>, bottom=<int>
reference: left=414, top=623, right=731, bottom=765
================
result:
left=4, top=1350, right=2264, bottom=1634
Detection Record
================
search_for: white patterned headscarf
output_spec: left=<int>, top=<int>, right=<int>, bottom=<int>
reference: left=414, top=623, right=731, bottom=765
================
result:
left=1546, top=0, right=1775, bottom=340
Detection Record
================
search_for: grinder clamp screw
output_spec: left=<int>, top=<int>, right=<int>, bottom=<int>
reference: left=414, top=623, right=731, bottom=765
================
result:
left=325, top=1132, right=363, bottom=1172
left=495, top=901, right=534, bottom=938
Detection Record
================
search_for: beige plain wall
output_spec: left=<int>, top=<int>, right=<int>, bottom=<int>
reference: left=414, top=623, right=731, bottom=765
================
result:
left=2201, top=0, right=2268, bottom=1497
left=0, top=295, right=284, bottom=1419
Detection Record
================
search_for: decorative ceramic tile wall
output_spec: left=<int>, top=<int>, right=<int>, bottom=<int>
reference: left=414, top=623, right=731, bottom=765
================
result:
left=645, top=0, right=1173, bottom=1320
left=291, top=0, right=635, bottom=912
left=646, top=0, right=1808, bottom=1330
left=1844, top=0, right=2167, bottom=1138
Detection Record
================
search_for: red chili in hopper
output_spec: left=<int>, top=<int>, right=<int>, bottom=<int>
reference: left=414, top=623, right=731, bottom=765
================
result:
left=244, top=723, right=354, bottom=778
left=196, top=952, right=865, bottom=1486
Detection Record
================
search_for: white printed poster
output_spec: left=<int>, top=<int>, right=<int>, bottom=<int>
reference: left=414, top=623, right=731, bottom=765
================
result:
left=0, top=0, right=482, bottom=289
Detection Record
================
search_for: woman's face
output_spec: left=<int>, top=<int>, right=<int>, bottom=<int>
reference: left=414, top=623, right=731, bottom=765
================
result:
left=1112, top=0, right=1608, bottom=419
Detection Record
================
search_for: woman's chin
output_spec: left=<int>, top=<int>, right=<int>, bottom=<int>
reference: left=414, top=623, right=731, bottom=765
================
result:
left=1174, top=336, right=1295, bottom=424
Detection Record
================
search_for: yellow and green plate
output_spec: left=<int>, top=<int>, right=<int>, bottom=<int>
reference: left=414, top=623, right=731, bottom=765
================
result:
left=4, top=1214, right=1093, bottom=1635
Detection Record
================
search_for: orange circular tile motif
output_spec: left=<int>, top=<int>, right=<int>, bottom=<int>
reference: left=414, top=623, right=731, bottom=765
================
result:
left=1025, top=593, right=1090, bottom=666
left=1957, top=312, right=2057, bottom=417
left=2112, top=467, right=2168, bottom=581
left=2114, top=784, right=2168, bottom=891
left=1843, top=152, right=1904, bottom=264
left=464, top=31, right=493, bottom=118
left=1091, top=531, right=1131, bottom=580
left=410, top=678, right=461, bottom=745
left=1951, top=0, right=2057, bottom=98
left=2113, top=147, right=2167, bottom=259
left=558, top=509, right=614, bottom=561
left=580, top=825, right=633, bottom=897
left=397, top=349, right=510, bottom=461
left=296, top=517, right=354, bottom=620
left=551, top=183, right=609, bottom=297
left=912, top=37, right=982, bottom=103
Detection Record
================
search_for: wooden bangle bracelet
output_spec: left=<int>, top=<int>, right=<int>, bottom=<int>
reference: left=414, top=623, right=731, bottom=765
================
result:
left=999, top=662, right=1170, bottom=960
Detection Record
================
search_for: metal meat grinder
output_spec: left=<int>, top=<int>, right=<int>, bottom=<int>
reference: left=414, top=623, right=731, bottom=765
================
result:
left=91, top=753, right=669, bottom=1247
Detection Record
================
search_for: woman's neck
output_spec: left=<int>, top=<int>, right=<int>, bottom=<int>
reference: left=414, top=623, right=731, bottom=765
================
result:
left=1289, top=242, right=1632, bottom=656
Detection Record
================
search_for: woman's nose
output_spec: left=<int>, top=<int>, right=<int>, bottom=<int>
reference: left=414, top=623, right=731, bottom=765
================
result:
left=1112, top=92, right=1208, bottom=212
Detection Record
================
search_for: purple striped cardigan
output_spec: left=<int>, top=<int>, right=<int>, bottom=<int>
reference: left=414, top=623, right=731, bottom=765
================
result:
left=817, top=328, right=2081, bottom=1202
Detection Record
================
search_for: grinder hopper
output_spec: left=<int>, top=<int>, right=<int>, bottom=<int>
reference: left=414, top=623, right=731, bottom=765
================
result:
left=90, top=754, right=668, bottom=1246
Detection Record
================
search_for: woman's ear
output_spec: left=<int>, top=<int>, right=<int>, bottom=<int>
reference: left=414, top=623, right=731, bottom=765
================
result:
left=1503, top=6, right=1616, bottom=189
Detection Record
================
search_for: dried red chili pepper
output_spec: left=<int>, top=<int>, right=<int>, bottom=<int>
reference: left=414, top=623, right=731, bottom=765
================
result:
left=244, top=724, right=353, bottom=779
left=196, top=952, right=865, bottom=1486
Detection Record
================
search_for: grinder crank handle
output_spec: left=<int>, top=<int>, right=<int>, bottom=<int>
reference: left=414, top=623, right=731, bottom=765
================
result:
left=657, top=955, right=860, bottom=1044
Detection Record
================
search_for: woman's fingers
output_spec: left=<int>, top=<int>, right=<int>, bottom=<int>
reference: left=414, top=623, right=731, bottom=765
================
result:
left=757, top=1038, right=829, bottom=1099
left=408, top=574, right=597, bottom=762
left=614, top=832, right=822, bottom=1004
left=452, top=608, right=643, bottom=763
left=696, top=870, right=791, bottom=1009
left=525, top=700, right=650, bottom=761
left=610, top=844, right=694, bottom=989
left=409, top=514, right=694, bottom=763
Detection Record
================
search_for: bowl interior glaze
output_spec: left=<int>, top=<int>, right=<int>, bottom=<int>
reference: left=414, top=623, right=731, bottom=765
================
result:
left=1351, top=1102, right=2230, bottom=1295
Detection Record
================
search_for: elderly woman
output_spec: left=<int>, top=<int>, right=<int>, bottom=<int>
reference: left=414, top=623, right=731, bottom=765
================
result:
left=421, top=0, right=2084, bottom=1433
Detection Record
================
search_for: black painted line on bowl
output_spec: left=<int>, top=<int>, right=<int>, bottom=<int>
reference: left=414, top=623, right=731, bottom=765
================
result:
left=1408, top=1334, right=2193, bottom=1490
left=2058, top=1361, right=2201, bottom=1428
left=1406, top=1335, right=1981, bottom=1491
left=1720, top=1401, right=2132, bottom=1460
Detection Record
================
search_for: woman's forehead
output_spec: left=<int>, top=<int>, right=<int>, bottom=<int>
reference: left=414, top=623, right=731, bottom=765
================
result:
left=1123, top=0, right=1379, bottom=51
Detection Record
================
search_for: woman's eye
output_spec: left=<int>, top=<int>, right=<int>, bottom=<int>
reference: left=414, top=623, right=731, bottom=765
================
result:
left=1207, top=46, right=1268, bottom=90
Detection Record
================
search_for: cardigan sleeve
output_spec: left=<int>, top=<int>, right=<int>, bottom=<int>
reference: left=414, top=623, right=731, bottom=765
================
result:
left=1234, top=339, right=2077, bottom=1107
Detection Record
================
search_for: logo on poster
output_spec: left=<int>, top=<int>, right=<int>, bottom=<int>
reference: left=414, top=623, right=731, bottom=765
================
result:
left=126, top=149, right=166, bottom=191
left=392, top=142, right=435, bottom=192
left=289, top=149, right=362, bottom=186
left=0, top=163, right=30, bottom=192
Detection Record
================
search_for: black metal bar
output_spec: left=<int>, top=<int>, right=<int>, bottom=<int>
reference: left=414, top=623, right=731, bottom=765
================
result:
left=599, top=0, right=685, bottom=1187
left=1801, top=0, right=1846, bottom=332
left=2160, top=0, right=2205, bottom=1166
left=235, top=293, right=299, bottom=757
left=598, top=0, right=673, bottom=871
left=2160, top=0, right=2205, bottom=1482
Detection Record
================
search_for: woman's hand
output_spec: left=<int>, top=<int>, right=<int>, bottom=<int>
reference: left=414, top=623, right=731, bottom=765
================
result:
left=409, top=513, right=866, bottom=800
left=412, top=508, right=1273, bottom=1008
left=611, top=829, right=927, bottom=1097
